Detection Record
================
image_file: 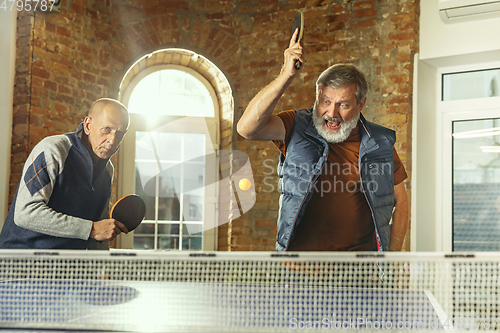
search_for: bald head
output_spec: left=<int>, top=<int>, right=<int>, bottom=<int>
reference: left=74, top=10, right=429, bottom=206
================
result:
left=89, top=98, right=129, bottom=120
left=82, top=98, right=130, bottom=161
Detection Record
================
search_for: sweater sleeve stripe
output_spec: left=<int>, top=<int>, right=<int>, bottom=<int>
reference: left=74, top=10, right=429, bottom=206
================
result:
left=22, top=152, right=55, bottom=198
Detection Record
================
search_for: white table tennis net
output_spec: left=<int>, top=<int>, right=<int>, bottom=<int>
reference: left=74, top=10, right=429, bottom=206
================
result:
left=0, top=251, right=498, bottom=332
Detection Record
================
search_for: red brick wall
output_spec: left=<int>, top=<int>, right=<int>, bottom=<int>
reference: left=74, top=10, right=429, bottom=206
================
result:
left=11, top=0, right=418, bottom=251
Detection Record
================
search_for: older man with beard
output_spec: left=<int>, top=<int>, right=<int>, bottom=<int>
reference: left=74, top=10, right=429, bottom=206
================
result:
left=237, top=29, right=408, bottom=252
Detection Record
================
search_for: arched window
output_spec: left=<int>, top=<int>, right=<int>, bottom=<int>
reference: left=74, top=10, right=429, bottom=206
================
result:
left=117, top=49, right=231, bottom=251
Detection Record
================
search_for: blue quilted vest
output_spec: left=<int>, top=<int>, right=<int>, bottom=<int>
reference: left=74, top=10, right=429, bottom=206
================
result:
left=276, top=109, right=396, bottom=251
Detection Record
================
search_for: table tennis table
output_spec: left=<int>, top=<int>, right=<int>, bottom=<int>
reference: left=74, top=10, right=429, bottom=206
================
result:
left=3, top=250, right=497, bottom=333
left=0, top=278, right=447, bottom=332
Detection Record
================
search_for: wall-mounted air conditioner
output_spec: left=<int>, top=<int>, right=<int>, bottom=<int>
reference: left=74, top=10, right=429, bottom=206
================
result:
left=439, top=0, right=500, bottom=23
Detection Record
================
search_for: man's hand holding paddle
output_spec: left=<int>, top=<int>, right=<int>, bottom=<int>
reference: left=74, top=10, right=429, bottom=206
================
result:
left=286, top=10, right=305, bottom=73
left=90, top=219, right=129, bottom=242
left=283, top=28, right=304, bottom=77
left=90, top=194, right=145, bottom=241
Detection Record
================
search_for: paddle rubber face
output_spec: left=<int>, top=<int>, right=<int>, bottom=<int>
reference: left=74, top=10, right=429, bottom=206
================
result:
left=290, top=10, right=304, bottom=43
left=290, top=10, right=304, bottom=70
left=110, top=194, right=146, bottom=231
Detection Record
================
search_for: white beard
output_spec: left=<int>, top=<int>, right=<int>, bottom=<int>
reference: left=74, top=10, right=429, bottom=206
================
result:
left=312, top=103, right=360, bottom=144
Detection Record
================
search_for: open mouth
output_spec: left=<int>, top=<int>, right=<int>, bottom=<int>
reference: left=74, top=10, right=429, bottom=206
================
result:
left=325, top=120, right=341, bottom=130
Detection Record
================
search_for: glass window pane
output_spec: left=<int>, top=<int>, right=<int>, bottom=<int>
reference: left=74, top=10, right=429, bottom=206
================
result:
left=183, top=195, right=203, bottom=222
left=133, top=237, right=154, bottom=250
left=157, top=132, right=182, bottom=162
left=182, top=163, right=204, bottom=195
left=134, top=223, right=155, bottom=235
left=158, top=236, right=179, bottom=250
left=453, top=118, right=500, bottom=251
left=443, top=68, right=500, bottom=101
left=158, top=224, right=179, bottom=235
left=160, top=69, right=184, bottom=95
left=157, top=163, right=181, bottom=200
left=135, top=161, right=157, bottom=187
left=135, top=163, right=156, bottom=221
left=128, top=69, right=214, bottom=117
left=135, top=132, right=157, bottom=160
left=184, top=223, right=203, bottom=235
left=182, top=161, right=204, bottom=222
left=183, top=133, right=205, bottom=160
left=183, top=96, right=213, bottom=117
left=182, top=236, right=202, bottom=250
left=158, top=197, right=180, bottom=221
left=184, top=72, right=209, bottom=96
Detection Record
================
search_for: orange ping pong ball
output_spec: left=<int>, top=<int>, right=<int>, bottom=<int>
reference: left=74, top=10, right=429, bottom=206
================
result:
left=238, top=178, right=252, bottom=191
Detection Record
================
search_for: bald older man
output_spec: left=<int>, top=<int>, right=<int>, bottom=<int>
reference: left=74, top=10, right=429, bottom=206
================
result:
left=0, top=98, right=130, bottom=250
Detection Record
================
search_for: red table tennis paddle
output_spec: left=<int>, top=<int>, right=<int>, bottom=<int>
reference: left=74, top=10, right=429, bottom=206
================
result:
left=110, top=194, right=146, bottom=232
left=290, top=10, right=304, bottom=70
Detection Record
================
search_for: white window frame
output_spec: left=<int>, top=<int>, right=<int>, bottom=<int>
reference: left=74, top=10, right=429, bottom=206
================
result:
left=437, top=61, right=500, bottom=251
left=116, top=65, right=220, bottom=251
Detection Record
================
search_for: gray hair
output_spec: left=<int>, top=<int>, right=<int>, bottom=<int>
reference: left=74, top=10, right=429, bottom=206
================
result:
left=316, top=64, right=368, bottom=104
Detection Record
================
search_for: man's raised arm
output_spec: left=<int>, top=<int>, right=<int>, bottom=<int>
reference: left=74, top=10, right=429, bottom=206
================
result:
left=237, top=29, right=304, bottom=141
